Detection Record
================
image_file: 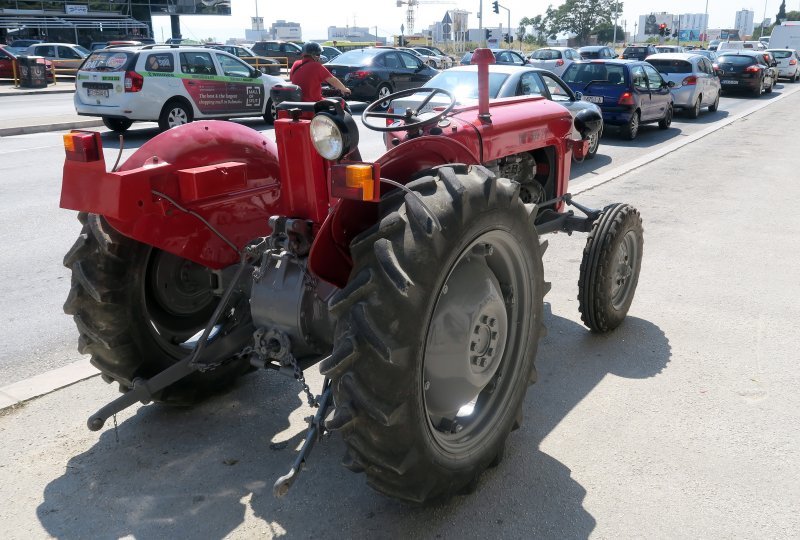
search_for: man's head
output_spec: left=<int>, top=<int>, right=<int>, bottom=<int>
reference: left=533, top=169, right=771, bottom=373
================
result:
left=301, top=41, right=323, bottom=58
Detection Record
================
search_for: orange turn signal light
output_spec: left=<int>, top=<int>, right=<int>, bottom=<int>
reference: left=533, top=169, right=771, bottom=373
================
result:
left=63, top=131, right=102, bottom=162
left=330, top=163, right=381, bottom=202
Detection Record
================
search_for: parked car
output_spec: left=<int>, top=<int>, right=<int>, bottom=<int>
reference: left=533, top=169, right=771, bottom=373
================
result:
left=708, top=39, right=721, bottom=52
left=645, top=53, right=721, bottom=118
left=73, top=45, right=284, bottom=132
left=390, top=64, right=604, bottom=160
left=577, top=46, right=618, bottom=60
left=714, top=50, right=777, bottom=96
left=654, top=45, right=686, bottom=54
left=621, top=44, right=658, bottom=60
left=766, top=48, right=800, bottom=82
left=426, top=45, right=458, bottom=64
left=25, top=43, right=90, bottom=75
left=7, top=39, right=43, bottom=54
left=325, top=47, right=438, bottom=106
left=561, top=59, right=673, bottom=140
left=321, top=46, right=343, bottom=61
left=0, top=44, right=55, bottom=82
left=412, top=46, right=453, bottom=69
left=250, top=40, right=327, bottom=67
left=203, top=44, right=281, bottom=75
left=526, top=47, right=580, bottom=76
left=460, top=49, right=528, bottom=66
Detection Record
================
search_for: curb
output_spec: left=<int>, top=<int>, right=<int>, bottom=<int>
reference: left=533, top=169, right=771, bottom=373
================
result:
left=0, top=118, right=104, bottom=137
left=0, top=88, right=75, bottom=96
left=0, top=359, right=99, bottom=410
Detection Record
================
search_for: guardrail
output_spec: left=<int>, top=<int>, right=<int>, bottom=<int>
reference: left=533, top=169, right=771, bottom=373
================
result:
left=242, top=56, right=289, bottom=75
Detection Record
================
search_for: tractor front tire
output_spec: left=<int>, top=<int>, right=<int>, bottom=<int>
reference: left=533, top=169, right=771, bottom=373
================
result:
left=322, top=165, right=546, bottom=504
left=578, top=204, right=643, bottom=332
left=63, top=213, right=251, bottom=404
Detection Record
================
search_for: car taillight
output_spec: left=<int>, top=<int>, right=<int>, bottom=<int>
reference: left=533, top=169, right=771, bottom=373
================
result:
left=63, top=130, right=102, bottom=162
left=682, top=76, right=697, bottom=86
left=124, top=70, right=143, bottom=92
left=618, top=91, right=635, bottom=106
left=790, top=59, right=798, bottom=65
left=555, top=59, right=564, bottom=66
left=712, top=63, right=719, bottom=70
left=349, top=70, right=369, bottom=79
left=744, top=65, right=761, bottom=73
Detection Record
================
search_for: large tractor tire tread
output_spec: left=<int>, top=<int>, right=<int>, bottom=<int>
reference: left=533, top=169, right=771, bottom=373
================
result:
left=578, top=203, right=643, bottom=332
left=325, top=164, right=545, bottom=504
left=63, top=213, right=249, bottom=404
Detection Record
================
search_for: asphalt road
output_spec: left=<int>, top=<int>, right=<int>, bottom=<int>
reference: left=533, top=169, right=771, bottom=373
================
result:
left=0, top=86, right=797, bottom=538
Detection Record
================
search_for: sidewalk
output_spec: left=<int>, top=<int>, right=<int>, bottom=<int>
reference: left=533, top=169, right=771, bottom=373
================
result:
left=0, top=80, right=104, bottom=136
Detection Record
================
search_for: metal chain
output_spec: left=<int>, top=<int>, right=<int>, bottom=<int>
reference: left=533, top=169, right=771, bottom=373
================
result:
left=288, top=352, right=318, bottom=408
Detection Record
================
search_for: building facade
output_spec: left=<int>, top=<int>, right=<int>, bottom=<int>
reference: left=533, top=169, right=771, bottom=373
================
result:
left=734, top=9, right=755, bottom=38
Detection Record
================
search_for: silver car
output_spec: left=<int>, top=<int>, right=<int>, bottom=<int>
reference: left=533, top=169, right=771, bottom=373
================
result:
left=766, top=49, right=800, bottom=82
left=527, top=47, right=580, bottom=76
left=390, top=64, right=603, bottom=158
left=645, top=53, right=721, bottom=118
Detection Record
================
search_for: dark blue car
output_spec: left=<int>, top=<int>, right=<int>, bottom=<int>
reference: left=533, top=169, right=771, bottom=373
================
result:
left=561, top=60, right=674, bottom=139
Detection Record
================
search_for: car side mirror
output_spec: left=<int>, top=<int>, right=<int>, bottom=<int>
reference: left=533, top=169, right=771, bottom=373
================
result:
left=250, top=68, right=260, bottom=78
left=574, top=108, right=602, bottom=139
left=771, top=61, right=777, bottom=67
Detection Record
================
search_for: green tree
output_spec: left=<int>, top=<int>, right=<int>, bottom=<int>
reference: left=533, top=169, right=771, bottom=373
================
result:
left=543, top=0, right=623, bottom=46
left=776, top=1, right=787, bottom=23
left=594, top=22, right=625, bottom=43
left=519, top=15, right=548, bottom=46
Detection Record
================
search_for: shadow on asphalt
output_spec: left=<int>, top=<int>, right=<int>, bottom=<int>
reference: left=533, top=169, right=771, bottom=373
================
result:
left=599, top=124, right=685, bottom=148
left=36, top=310, right=670, bottom=538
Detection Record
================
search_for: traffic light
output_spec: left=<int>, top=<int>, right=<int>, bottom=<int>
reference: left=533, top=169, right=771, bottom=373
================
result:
left=492, top=1, right=499, bottom=14
left=658, top=23, right=666, bottom=37
left=505, top=33, right=512, bottom=44
left=665, top=27, right=671, bottom=37
left=485, top=28, right=491, bottom=39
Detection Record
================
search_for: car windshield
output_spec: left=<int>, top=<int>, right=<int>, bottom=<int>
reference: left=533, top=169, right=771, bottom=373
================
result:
left=770, top=50, right=792, bottom=59
left=625, top=47, right=648, bottom=53
left=581, top=51, right=601, bottom=58
left=423, top=71, right=508, bottom=99
left=330, top=49, right=382, bottom=66
left=716, top=55, right=755, bottom=65
left=81, top=50, right=133, bottom=71
left=75, top=45, right=91, bottom=56
left=531, top=49, right=561, bottom=60
left=562, top=63, right=626, bottom=85
left=647, top=59, right=692, bottom=74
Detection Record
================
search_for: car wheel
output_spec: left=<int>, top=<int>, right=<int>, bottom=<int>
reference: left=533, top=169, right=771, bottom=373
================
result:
left=586, top=127, right=602, bottom=159
left=158, top=100, right=193, bottom=131
left=765, top=79, right=773, bottom=93
left=793, top=72, right=799, bottom=83
left=753, top=80, right=763, bottom=97
left=102, top=117, right=133, bottom=133
left=687, top=97, right=701, bottom=119
left=658, top=104, right=673, bottom=129
left=376, top=84, right=393, bottom=110
left=708, top=92, right=720, bottom=112
left=621, top=110, right=639, bottom=140
left=263, top=98, right=276, bottom=125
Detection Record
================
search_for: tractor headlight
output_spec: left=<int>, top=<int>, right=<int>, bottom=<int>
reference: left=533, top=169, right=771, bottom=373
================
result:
left=309, top=110, right=358, bottom=161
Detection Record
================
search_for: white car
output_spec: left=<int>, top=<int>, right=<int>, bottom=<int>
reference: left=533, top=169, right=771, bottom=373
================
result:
left=74, top=45, right=284, bottom=132
left=412, top=47, right=453, bottom=69
left=527, top=47, right=580, bottom=76
left=766, top=48, right=800, bottom=82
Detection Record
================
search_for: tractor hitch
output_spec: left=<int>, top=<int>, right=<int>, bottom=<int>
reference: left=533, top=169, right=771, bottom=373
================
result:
left=535, top=193, right=602, bottom=235
left=273, top=377, right=333, bottom=498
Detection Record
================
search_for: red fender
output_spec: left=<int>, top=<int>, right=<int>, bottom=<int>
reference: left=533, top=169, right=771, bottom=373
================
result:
left=308, top=136, right=481, bottom=288
left=61, top=121, right=282, bottom=269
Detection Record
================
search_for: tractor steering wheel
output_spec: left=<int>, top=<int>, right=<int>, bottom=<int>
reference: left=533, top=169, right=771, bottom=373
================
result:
left=362, top=87, right=457, bottom=133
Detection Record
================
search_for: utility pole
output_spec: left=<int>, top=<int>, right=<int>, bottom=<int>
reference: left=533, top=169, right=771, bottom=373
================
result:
left=702, top=0, right=709, bottom=48
left=612, top=2, right=620, bottom=47
left=479, top=0, right=485, bottom=47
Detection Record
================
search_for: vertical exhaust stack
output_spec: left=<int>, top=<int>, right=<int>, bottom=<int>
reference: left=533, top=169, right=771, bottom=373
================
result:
left=470, top=48, right=496, bottom=123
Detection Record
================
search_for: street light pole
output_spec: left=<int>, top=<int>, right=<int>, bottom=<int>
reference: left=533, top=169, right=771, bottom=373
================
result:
left=479, top=0, right=485, bottom=47
left=702, top=0, right=709, bottom=48
left=612, top=2, right=619, bottom=48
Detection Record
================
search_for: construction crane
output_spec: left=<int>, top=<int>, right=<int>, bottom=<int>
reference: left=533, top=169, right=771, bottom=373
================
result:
left=396, top=0, right=456, bottom=35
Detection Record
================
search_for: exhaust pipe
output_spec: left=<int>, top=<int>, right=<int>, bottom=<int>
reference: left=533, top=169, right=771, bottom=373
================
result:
left=470, top=48, right=496, bottom=123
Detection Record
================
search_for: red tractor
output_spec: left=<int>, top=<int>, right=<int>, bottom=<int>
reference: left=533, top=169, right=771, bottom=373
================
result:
left=60, top=49, right=643, bottom=504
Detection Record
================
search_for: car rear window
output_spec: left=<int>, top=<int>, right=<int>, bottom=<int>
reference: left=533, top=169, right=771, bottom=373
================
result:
left=716, top=55, right=755, bottom=65
left=647, top=59, right=693, bottom=74
left=770, top=50, right=792, bottom=59
left=531, top=49, right=561, bottom=60
left=562, top=63, right=626, bottom=85
left=423, top=71, right=509, bottom=99
left=625, top=47, right=647, bottom=54
left=81, top=51, right=134, bottom=72
left=330, top=49, right=383, bottom=66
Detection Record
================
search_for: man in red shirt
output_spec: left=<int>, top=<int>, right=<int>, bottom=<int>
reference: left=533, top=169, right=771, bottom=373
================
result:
left=290, top=42, right=351, bottom=102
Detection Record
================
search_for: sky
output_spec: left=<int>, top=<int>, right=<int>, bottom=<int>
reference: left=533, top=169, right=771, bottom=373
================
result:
left=151, top=1, right=799, bottom=43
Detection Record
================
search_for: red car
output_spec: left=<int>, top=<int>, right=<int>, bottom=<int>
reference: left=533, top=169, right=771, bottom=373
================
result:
left=0, top=45, right=56, bottom=82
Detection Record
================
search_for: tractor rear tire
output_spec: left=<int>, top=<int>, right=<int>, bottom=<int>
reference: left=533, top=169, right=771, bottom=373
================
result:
left=63, top=213, right=251, bottom=404
left=321, top=165, right=546, bottom=504
left=578, top=204, right=643, bottom=332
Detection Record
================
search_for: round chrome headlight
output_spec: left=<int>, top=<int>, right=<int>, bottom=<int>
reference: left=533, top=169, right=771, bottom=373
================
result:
left=310, top=113, right=345, bottom=160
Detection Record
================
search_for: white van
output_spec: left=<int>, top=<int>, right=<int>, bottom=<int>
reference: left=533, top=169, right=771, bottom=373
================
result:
left=74, top=45, right=284, bottom=132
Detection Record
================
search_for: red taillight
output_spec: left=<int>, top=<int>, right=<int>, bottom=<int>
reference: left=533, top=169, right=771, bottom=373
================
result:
left=682, top=75, right=697, bottom=86
left=744, top=65, right=761, bottom=73
left=790, top=59, right=797, bottom=65
left=63, top=130, right=102, bottom=162
left=556, top=59, right=564, bottom=66
left=618, top=91, right=635, bottom=106
left=350, top=70, right=369, bottom=79
left=386, top=107, right=394, bottom=127
left=124, top=70, right=143, bottom=92
left=712, top=63, right=719, bottom=70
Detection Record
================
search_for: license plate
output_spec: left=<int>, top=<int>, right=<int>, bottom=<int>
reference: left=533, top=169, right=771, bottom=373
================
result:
left=721, top=80, right=739, bottom=85
left=88, top=88, right=109, bottom=97
left=582, top=95, right=603, bottom=103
